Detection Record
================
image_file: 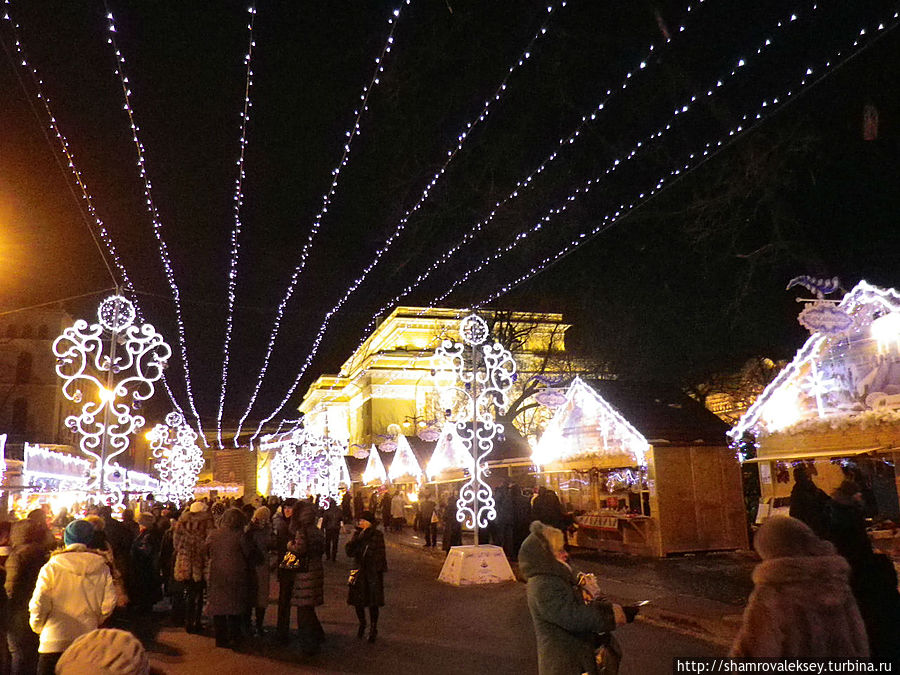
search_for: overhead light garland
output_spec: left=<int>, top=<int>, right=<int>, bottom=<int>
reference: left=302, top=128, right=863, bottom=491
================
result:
left=217, top=6, right=258, bottom=449
left=435, top=314, right=516, bottom=538
left=53, top=295, right=171, bottom=506
left=235, top=0, right=410, bottom=446
left=248, top=2, right=565, bottom=444
left=104, top=7, right=205, bottom=441
left=149, top=411, right=206, bottom=505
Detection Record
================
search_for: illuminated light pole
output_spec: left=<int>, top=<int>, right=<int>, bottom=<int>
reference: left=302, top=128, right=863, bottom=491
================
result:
left=53, top=294, right=171, bottom=505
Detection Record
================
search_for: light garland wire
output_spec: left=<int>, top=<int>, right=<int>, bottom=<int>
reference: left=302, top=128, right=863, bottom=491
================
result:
left=260, top=4, right=899, bottom=435
left=428, top=4, right=823, bottom=306
left=103, top=6, right=205, bottom=441
left=1, top=1, right=188, bottom=421
left=360, top=0, right=709, bottom=339
left=232, top=1, right=410, bottom=446
left=246, top=1, right=568, bottom=444
left=217, top=6, right=258, bottom=448
left=470, top=11, right=900, bottom=310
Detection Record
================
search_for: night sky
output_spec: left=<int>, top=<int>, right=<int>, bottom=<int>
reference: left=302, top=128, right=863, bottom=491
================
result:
left=1, top=1, right=899, bottom=440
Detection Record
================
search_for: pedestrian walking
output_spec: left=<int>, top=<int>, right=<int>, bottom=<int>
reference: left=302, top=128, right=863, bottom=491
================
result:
left=390, top=490, right=406, bottom=532
left=321, top=498, right=343, bottom=562
left=379, top=492, right=393, bottom=532
left=789, top=465, right=830, bottom=537
left=345, top=510, right=387, bottom=643
left=6, top=519, right=49, bottom=675
left=341, top=491, right=353, bottom=524
left=518, top=520, right=626, bottom=675
left=353, top=492, right=365, bottom=521
left=129, top=513, right=161, bottom=613
left=172, top=501, right=213, bottom=634
left=731, top=515, right=868, bottom=658
left=418, top=492, right=438, bottom=548
left=245, top=506, right=273, bottom=636
left=441, top=493, right=462, bottom=552
left=273, top=498, right=297, bottom=642
left=206, top=508, right=255, bottom=650
left=29, top=520, right=117, bottom=675
left=288, top=501, right=326, bottom=654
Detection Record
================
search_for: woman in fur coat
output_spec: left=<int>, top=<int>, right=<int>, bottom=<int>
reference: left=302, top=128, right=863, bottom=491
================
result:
left=730, top=516, right=868, bottom=658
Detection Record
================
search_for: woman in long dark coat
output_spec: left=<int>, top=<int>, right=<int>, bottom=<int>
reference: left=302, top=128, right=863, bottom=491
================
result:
left=345, top=510, right=387, bottom=643
left=288, top=501, right=325, bottom=654
left=205, top=508, right=254, bottom=649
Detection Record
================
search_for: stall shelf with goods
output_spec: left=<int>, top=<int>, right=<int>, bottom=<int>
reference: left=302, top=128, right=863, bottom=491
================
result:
left=731, top=280, right=900, bottom=565
left=534, top=377, right=747, bottom=557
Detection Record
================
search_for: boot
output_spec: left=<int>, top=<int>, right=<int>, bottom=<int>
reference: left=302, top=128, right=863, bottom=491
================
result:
left=357, top=622, right=366, bottom=639
left=367, top=623, right=377, bottom=643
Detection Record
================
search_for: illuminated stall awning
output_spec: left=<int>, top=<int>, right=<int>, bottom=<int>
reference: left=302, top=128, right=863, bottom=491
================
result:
left=387, top=434, right=423, bottom=482
left=23, top=443, right=91, bottom=490
left=731, top=280, right=900, bottom=448
left=426, top=422, right=473, bottom=479
left=362, top=445, right=388, bottom=485
left=533, top=378, right=650, bottom=469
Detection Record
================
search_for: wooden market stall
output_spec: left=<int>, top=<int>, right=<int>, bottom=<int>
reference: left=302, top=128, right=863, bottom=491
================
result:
left=732, top=280, right=900, bottom=563
left=534, top=377, right=747, bottom=557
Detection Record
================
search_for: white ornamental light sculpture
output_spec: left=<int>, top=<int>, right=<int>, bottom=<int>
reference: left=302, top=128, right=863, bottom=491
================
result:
left=149, top=411, right=205, bottom=505
left=0, top=433, right=5, bottom=488
left=435, top=313, right=516, bottom=542
left=53, top=294, right=171, bottom=503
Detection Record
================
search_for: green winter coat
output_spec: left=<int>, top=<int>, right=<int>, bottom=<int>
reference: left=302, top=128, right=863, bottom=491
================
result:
left=518, top=520, right=618, bottom=675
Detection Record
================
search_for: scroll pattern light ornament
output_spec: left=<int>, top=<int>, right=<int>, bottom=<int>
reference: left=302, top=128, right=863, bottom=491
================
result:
left=435, top=314, right=516, bottom=533
left=53, top=295, right=171, bottom=504
left=149, top=412, right=205, bottom=505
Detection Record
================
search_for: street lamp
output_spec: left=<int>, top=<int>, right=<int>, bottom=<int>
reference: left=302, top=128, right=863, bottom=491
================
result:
left=53, top=294, right=171, bottom=506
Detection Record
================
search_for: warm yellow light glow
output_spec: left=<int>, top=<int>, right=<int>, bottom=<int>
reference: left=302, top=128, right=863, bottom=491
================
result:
left=871, top=312, right=900, bottom=355
left=417, top=420, right=426, bottom=428
left=406, top=491, right=418, bottom=503
left=402, top=421, right=411, bottom=428
left=760, top=385, right=802, bottom=432
left=98, top=386, right=116, bottom=404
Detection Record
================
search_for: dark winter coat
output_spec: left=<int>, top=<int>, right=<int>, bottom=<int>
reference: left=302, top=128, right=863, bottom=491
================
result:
left=321, top=504, right=343, bottom=531
left=518, top=520, right=618, bottom=675
left=205, top=526, right=254, bottom=616
left=246, top=521, right=273, bottom=608
left=346, top=526, right=387, bottom=608
left=4, top=521, right=49, bottom=611
left=341, top=493, right=353, bottom=522
left=173, top=510, right=213, bottom=583
left=130, top=527, right=161, bottom=608
left=289, top=504, right=325, bottom=607
left=379, top=493, right=393, bottom=527
left=789, top=479, right=830, bottom=537
left=731, top=515, right=868, bottom=658
left=417, top=498, right=436, bottom=526
left=531, top=488, right=567, bottom=531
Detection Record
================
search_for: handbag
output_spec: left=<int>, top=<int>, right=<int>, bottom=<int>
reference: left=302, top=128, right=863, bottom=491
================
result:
left=347, top=568, right=361, bottom=587
left=279, top=551, right=309, bottom=573
left=594, top=632, right=622, bottom=675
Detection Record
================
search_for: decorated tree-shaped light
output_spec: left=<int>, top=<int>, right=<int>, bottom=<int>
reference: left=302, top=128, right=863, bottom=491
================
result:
left=388, top=434, right=423, bottom=483
left=149, top=411, right=205, bottom=505
left=435, top=313, right=516, bottom=543
left=53, top=295, right=171, bottom=505
left=362, top=444, right=388, bottom=485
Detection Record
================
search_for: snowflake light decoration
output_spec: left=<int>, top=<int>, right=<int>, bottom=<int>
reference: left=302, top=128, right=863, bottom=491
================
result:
left=435, top=313, right=516, bottom=535
left=149, top=411, right=204, bottom=505
left=53, top=294, right=171, bottom=505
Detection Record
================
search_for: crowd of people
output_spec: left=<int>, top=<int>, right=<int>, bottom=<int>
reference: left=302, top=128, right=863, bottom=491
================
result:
left=0, top=491, right=391, bottom=674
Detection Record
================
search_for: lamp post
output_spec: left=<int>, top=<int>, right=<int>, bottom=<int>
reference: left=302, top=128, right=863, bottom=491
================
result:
left=53, top=294, right=171, bottom=506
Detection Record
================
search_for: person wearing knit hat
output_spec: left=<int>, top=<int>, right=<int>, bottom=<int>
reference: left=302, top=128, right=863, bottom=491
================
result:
left=55, top=628, right=148, bottom=675
left=30, top=520, right=117, bottom=673
left=189, top=500, right=207, bottom=513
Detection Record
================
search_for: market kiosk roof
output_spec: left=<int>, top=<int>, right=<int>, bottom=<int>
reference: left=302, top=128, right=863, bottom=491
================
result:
left=731, top=280, right=900, bottom=444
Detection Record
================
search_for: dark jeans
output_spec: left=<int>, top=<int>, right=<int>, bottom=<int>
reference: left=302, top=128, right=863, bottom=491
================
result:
left=324, top=528, right=340, bottom=561
left=8, top=608, right=38, bottom=675
left=213, top=614, right=243, bottom=648
left=183, top=580, right=205, bottom=632
left=276, top=570, right=295, bottom=638
left=424, top=522, right=438, bottom=547
left=36, top=652, right=61, bottom=675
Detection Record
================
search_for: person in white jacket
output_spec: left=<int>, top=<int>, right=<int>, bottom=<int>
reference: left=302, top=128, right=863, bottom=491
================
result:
left=29, top=519, right=118, bottom=675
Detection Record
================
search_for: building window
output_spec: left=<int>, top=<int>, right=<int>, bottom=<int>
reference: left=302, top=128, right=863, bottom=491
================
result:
left=15, top=352, right=32, bottom=384
left=11, top=398, right=27, bottom=435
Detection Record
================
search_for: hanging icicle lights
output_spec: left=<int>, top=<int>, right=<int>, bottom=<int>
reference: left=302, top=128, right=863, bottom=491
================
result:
left=217, top=6, right=258, bottom=448
left=104, top=7, right=205, bottom=441
left=232, top=1, right=409, bottom=446
left=2, top=1, right=188, bottom=421
left=246, top=1, right=567, bottom=444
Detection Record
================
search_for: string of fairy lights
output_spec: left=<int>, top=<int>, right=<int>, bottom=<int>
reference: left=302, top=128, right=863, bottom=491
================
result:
left=1, top=0, right=189, bottom=420
left=103, top=6, right=205, bottom=441
left=217, top=6, right=258, bottom=449
left=234, top=0, right=411, bottom=446
left=245, top=0, right=569, bottom=444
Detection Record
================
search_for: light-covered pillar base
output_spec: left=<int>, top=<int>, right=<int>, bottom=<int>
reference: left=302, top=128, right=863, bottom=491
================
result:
left=438, top=544, right=516, bottom=586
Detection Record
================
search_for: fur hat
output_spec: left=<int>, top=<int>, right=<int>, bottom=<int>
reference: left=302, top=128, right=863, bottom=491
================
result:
left=64, top=519, right=95, bottom=547
left=189, top=501, right=207, bottom=513
left=252, top=506, right=271, bottom=523
left=754, top=516, right=834, bottom=560
left=358, top=510, right=377, bottom=525
left=56, top=628, right=148, bottom=675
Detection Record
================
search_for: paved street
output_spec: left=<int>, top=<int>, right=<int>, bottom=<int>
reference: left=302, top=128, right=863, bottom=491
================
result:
left=136, top=532, right=725, bottom=674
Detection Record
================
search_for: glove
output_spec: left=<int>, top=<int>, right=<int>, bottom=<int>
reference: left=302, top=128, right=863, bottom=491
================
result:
left=622, top=605, right=640, bottom=623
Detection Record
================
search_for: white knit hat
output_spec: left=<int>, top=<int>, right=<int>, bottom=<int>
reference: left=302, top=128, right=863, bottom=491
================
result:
left=56, top=628, right=149, bottom=675
left=189, top=500, right=207, bottom=513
